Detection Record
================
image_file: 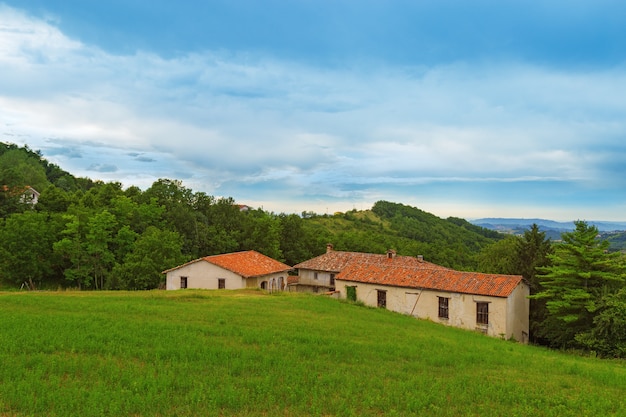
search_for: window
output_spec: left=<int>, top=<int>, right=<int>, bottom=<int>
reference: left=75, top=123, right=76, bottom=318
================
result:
left=180, top=276, right=188, bottom=289
left=330, top=273, right=335, bottom=286
left=346, top=286, right=357, bottom=302
left=218, top=278, right=226, bottom=289
left=476, top=302, right=489, bottom=325
left=438, top=297, right=449, bottom=319
left=314, top=272, right=318, bottom=280
left=377, top=290, right=387, bottom=308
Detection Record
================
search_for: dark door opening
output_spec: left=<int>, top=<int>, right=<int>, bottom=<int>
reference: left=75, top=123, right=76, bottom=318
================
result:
left=377, top=290, right=387, bottom=308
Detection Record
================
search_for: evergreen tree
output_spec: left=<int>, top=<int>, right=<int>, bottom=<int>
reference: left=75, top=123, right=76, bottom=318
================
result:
left=515, top=224, right=552, bottom=343
left=533, top=221, right=624, bottom=348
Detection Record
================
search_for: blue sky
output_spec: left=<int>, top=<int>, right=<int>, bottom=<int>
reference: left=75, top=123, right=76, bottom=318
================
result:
left=1, top=1, right=626, bottom=220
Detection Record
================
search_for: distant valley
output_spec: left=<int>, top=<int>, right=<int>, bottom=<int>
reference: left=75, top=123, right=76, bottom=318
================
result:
left=471, top=218, right=626, bottom=249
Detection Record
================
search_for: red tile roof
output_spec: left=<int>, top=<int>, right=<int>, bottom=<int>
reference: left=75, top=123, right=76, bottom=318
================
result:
left=337, top=263, right=523, bottom=298
left=163, top=251, right=292, bottom=278
left=294, top=250, right=447, bottom=272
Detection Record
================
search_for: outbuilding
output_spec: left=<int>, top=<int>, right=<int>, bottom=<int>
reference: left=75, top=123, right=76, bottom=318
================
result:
left=163, top=250, right=292, bottom=291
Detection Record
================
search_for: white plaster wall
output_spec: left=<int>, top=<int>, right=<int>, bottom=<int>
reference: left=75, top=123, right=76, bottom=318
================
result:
left=506, top=282, right=530, bottom=342
left=297, top=269, right=335, bottom=288
left=247, top=272, right=288, bottom=292
left=166, top=261, right=245, bottom=290
left=335, top=279, right=522, bottom=339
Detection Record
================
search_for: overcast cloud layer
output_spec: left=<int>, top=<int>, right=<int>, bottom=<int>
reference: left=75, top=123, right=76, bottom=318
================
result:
left=1, top=1, right=626, bottom=220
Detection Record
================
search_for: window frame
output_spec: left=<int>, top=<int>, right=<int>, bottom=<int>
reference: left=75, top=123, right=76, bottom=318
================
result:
left=476, top=302, right=489, bottom=325
left=377, top=289, right=387, bottom=308
left=438, top=296, right=449, bottom=319
left=180, top=276, right=188, bottom=289
left=218, top=278, right=226, bottom=289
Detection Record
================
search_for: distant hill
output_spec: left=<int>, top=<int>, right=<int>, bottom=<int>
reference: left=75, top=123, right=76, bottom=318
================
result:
left=471, top=218, right=626, bottom=243
left=303, top=201, right=503, bottom=270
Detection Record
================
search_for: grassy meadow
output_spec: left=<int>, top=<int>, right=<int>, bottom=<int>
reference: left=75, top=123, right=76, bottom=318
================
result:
left=0, top=290, right=625, bottom=416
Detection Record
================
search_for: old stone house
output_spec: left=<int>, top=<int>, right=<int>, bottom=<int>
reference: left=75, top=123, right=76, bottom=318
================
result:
left=294, top=245, right=529, bottom=342
left=163, top=250, right=292, bottom=291
left=336, top=261, right=529, bottom=342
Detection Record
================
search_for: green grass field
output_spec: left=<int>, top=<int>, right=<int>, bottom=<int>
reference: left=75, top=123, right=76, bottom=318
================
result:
left=1, top=290, right=625, bottom=416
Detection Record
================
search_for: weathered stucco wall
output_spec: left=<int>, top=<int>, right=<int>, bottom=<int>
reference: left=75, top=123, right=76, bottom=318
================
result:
left=166, top=261, right=288, bottom=291
left=506, top=282, right=530, bottom=343
left=247, top=273, right=288, bottom=292
left=166, top=261, right=244, bottom=290
left=335, top=279, right=528, bottom=341
left=297, top=269, right=335, bottom=289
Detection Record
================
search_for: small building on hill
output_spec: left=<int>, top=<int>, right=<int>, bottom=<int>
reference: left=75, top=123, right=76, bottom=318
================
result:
left=2, top=185, right=40, bottom=205
left=163, top=250, right=292, bottom=291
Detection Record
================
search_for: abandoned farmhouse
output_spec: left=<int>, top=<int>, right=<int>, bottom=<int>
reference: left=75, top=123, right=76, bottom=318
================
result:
left=164, top=244, right=529, bottom=342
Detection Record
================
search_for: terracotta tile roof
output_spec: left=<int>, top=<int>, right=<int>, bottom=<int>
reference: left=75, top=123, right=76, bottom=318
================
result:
left=294, top=250, right=447, bottom=272
left=336, top=263, right=523, bottom=298
left=163, top=251, right=292, bottom=278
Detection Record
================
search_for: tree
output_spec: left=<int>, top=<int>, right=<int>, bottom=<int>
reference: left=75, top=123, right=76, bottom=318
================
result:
left=575, top=287, right=626, bottom=357
left=54, top=214, right=91, bottom=289
left=515, top=224, right=552, bottom=343
left=239, top=209, right=283, bottom=260
left=0, top=148, right=50, bottom=192
left=533, top=221, right=624, bottom=348
left=85, top=210, right=118, bottom=290
left=0, top=212, right=59, bottom=288
left=110, top=227, right=186, bottom=290
left=278, top=213, right=314, bottom=266
left=36, top=185, right=75, bottom=213
left=477, top=236, right=520, bottom=275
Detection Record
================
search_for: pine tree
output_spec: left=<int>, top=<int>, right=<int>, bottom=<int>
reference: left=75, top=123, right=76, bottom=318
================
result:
left=533, top=221, right=624, bottom=348
left=515, top=224, right=552, bottom=343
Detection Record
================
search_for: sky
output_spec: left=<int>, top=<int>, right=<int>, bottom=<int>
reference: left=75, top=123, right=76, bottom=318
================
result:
left=1, top=1, right=626, bottom=221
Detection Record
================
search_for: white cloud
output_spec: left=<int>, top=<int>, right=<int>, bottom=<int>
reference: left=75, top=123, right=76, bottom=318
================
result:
left=2, top=4, right=626, bottom=218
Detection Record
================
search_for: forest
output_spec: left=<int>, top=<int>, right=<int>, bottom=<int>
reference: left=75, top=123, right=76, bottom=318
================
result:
left=1, top=142, right=625, bottom=357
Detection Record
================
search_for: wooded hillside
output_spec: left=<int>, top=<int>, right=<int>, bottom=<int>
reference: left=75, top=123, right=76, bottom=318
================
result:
left=0, top=142, right=500, bottom=290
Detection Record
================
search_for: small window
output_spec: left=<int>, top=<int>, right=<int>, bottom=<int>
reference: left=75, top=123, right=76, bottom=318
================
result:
left=330, top=273, right=335, bottom=286
left=377, top=290, right=387, bottom=308
left=438, top=297, right=449, bottom=319
left=218, top=278, right=226, bottom=289
left=180, top=276, right=188, bottom=289
left=314, top=272, right=318, bottom=280
left=476, top=302, right=489, bottom=325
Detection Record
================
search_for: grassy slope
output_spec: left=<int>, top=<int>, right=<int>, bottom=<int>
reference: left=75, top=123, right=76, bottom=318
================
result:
left=0, top=290, right=624, bottom=417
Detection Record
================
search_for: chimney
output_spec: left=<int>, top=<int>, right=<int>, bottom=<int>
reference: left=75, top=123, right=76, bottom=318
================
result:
left=417, top=255, right=424, bottom=262
left=326, top=243, right=334, bottom=253
left=386, top=249, right=396, bottom=259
